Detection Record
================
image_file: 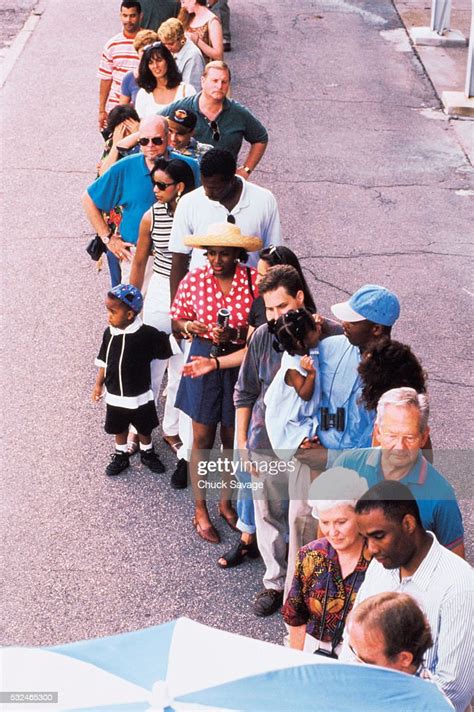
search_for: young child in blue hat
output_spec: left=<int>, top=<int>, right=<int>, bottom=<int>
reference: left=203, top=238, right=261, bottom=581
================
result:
left=92, top=284, right=175, bottom=477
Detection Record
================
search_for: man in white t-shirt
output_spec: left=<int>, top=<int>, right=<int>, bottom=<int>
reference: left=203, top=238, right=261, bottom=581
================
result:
left=169, top=148, right=281, bottom=300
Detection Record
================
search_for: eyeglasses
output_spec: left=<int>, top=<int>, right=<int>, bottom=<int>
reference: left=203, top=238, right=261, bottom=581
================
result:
left=139, top=136, right=164, bottom=146
left=226, top=214, right=236, bottom=224
left=153, top=180, right=176, bottom=190
left=348, top=643, right=369, bottom=665
left=209, top=120, right=220, bottom=142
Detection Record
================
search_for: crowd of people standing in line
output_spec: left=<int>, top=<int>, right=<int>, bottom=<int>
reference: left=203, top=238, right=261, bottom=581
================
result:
left=83, top=3, right=473, bottom=711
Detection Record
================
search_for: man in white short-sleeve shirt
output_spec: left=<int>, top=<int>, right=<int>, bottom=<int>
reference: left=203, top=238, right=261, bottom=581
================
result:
left=169, top=148, right=281, bottom=299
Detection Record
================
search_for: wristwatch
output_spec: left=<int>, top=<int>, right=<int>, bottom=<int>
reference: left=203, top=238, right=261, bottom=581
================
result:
left=101, top=232, right=112, bottom=245
left=243, top=165, right=252, bottom=175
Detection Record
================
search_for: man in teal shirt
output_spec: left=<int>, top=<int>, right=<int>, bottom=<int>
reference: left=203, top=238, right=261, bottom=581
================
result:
left=333, top=387, right=464, bottom=557
left=82, top=115, right=198, bottom=282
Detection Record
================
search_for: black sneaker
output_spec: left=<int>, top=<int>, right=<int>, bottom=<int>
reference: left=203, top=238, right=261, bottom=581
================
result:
left=253, top=589, right=284, bottom=617
left=140, top=447, right=166, bottom=473
left=106, top=451, right=130, bottom=477
left=170, top=458, right=188, bottom=489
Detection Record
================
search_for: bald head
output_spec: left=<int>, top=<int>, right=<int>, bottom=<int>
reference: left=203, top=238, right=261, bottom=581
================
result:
left=138, top=115, right=168, bottom=165
left=139, top=114, right=169, bottom=137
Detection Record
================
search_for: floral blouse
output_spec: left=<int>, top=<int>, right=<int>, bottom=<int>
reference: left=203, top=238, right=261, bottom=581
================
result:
left=282, top=537, right=370, bottom=642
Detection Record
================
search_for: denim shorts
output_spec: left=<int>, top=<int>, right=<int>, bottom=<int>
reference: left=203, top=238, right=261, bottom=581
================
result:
left=175, top=337, right=240, bottom=427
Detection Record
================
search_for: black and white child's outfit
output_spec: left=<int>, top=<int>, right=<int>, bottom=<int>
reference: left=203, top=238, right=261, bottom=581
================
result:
left=96, top=317, right=175, bottom=474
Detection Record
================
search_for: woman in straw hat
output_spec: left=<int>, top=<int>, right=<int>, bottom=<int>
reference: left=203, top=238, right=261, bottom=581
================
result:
left=170, top=223, right=261, bottom=543
left=282, top=467, right=370, bottom=656
left=181, top=245, right=318, bottom=567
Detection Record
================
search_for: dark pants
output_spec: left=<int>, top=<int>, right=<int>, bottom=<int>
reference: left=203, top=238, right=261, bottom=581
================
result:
left=106, top=251, right=122, bottom=287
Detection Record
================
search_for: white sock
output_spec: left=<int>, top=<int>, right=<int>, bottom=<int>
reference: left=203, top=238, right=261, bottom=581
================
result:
left=140, top=442, right=153, bottom=452
left=115, top=443, right=128, bottom=453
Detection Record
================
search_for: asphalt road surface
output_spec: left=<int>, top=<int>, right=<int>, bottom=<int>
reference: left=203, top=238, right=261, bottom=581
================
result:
left=0, top=2, right=36, bottom=50
left=1, top=0, right=472, bottom=649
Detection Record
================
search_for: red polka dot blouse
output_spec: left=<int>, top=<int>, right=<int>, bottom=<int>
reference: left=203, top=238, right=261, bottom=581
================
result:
left=170, top=263, right=258, bottom=339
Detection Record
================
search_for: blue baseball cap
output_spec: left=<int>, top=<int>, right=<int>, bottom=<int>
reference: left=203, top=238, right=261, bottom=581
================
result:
left=108, top=284, right=143, bottom=314
left=331, top=284, right=400, bottom=326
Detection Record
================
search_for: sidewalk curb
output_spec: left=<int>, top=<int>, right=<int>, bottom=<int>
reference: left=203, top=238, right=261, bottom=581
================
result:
left=389, top=0, right=473, bottom=166
left=0, top=1, right=46, bottom=90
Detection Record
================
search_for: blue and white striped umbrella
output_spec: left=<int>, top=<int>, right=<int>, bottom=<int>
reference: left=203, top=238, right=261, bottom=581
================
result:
left=1, top=617, right=452, bottom=711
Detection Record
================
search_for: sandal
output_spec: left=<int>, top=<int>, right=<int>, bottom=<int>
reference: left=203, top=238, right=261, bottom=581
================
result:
left=217, top=505, right=239, bottom=531
left=163, top=434, right=183, bottom=454
left=192, top=516, right=220, bottom=544
left=127, top=435, right=139, bottom=455
left=217, top=538, right=260, bottom=569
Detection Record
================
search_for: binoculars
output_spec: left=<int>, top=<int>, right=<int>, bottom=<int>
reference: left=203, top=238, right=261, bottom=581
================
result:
left=320, top=406, right=345, bottom=432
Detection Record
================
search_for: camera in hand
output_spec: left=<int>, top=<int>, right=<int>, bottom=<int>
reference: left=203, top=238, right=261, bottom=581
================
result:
left=210, top=308, right=231, bottom=357
left=320, top=406, right=345, bottom=432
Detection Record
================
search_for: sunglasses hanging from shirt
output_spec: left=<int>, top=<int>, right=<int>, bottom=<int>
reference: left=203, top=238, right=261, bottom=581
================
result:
left=208, top=120, right=220, bottom=141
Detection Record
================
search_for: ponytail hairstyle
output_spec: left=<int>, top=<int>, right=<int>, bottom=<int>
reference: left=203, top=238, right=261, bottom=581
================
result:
left=259, top=245, right=316, bottom=313
left=272, top=308, right=317, bottom=355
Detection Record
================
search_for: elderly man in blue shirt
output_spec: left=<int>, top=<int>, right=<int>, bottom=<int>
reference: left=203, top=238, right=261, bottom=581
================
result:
left=334, top=387, right=464, bottom=557
left=82, top=114, right=199, bottom=285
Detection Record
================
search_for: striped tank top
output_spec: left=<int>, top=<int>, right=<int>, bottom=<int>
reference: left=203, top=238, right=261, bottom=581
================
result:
left=150, top=202, right=174, bottom=278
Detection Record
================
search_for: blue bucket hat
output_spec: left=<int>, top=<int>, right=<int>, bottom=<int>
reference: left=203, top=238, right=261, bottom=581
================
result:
left=108, top=284, right=143, bottom=314
left=331, top=284, right=400, bottom=327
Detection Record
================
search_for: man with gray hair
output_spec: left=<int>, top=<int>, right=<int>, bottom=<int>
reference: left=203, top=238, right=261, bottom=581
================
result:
left=334, top=387, right=464, bottom=557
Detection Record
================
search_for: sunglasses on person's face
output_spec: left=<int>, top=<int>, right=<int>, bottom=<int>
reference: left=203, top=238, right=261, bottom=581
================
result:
left=139, top=136, right=164, bottom=146
left=153, top=180, right=176, bottom=190
left=209, top=120, right=220, bottom=141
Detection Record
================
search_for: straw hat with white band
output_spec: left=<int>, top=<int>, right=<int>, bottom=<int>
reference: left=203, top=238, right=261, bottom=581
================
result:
left=184, top=223, right=263, bottom=252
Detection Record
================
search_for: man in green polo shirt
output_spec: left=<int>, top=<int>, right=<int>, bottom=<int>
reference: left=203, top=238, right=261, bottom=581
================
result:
left=160, top=60, right=268, bottom=179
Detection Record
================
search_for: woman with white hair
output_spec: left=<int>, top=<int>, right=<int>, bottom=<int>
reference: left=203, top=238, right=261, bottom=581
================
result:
left=282, top=467, right=370, bottom=656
